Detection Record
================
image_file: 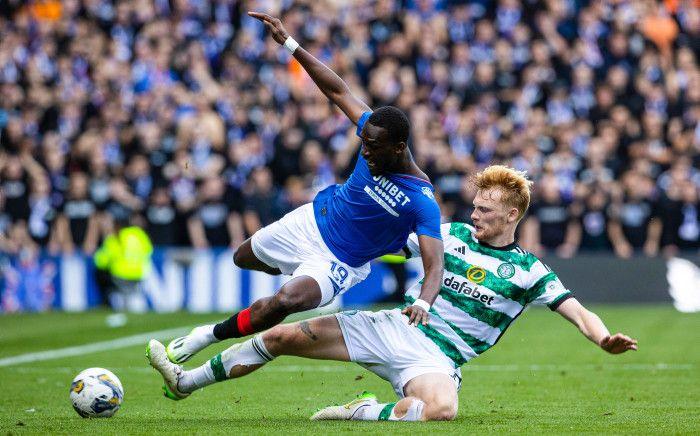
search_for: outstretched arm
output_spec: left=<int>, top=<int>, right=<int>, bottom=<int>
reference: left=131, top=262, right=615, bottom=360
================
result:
left=249, top=11, right=371, bottom=124
left=555, top=298, right=638, bottom=354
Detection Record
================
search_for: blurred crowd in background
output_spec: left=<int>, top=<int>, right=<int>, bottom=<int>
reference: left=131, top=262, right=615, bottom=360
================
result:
left=0, top=0, right=699, bottom=260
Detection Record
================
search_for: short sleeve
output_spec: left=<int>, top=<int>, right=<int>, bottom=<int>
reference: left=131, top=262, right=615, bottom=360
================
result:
left=405, top=222, right=451, bottom=258
left=414, top=195, right=442, bottom=240
left=356, top=112, right=372, bottom=137
left=527, top=261, right=573, bottom=310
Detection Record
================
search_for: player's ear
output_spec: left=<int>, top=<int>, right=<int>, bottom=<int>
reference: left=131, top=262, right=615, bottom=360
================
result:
left=508, top=207, right=519, bottom=223
left=395, top=141, right=407, bottom=153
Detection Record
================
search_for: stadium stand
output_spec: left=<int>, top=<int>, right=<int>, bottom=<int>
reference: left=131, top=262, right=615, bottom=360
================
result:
left=0, top=0, right=698, bottom=259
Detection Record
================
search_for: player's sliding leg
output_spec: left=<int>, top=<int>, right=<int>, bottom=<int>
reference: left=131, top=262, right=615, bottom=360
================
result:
left=167, top=275, right=322, bottom=363
left=311, top=373, right=458, bottom=422
left=170, top=202, right=368, bottom=364
left=150, top=315, right=348, bottom=399
left=167, top=238, right=286, bottom=363
left=212, top=275, right=322, bottom=340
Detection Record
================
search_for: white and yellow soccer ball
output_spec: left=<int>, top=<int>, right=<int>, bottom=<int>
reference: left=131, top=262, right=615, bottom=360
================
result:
left=70, top=368, right=124, bottom=418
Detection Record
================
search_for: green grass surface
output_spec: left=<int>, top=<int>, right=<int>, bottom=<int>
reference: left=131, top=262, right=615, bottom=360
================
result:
left=0, top=305, right=698, bottom=434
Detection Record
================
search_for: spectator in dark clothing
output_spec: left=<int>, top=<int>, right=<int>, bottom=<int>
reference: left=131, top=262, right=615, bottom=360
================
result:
left=269, top=128, right=304, bottom=186
left=188, top=176, right=243, bottom=249
left=54, top=172, right=99, bottom=254
left=27, top=177, right=58, bottom=251
left=608, top=172, right=662, bottom=258
left=145, top=187, right=179, bottom=247
left=1, top=156, right=32, bottom=223
left=570, top=186, right=612, bottom=253
left=674, top=182, right=700, bottom=251
left=243, top=167, right=282, bottom=237
left=522, top=174, right=577, bottom=258
left=661, top=181, right=700, bottom=253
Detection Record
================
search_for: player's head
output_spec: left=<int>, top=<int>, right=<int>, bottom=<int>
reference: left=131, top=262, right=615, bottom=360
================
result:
left=360, top=106, right=410, bottom=175
left=469, top=165, right=532, bottom=242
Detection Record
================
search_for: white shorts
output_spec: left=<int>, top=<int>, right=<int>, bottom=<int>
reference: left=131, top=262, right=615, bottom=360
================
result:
left=250, top=203, right=370, bottom=307
left=336, top=308, right=462, bottom=398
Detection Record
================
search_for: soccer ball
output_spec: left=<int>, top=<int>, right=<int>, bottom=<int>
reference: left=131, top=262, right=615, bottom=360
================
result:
left=70, top=367, right=124, bottom=418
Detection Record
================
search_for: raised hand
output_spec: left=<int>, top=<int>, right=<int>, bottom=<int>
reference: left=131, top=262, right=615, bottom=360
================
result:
left=599, top=333, right=638, bottom=354
left=247, top=10, right=371, bottom=124
left=248, top=11, right=290, bottom=45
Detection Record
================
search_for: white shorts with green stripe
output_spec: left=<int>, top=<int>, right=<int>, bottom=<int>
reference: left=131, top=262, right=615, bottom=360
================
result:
left=336, top=308, right=462, bottom=398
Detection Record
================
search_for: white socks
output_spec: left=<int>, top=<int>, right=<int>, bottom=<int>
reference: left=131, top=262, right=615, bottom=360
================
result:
left=195, top=325, right=219, bottom=344
left=353, top=399, right=425, bottom=421
left=178, top=362, right=214, bottom=393
left=178, top=335, right=274, bottom=393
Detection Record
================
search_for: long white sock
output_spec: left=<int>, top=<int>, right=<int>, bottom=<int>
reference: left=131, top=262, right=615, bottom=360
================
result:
left=178, top=335, right=274, bottom=393
left=178, top=362, right=215, bottom=393
left=352, top=399, right=425, bottom=421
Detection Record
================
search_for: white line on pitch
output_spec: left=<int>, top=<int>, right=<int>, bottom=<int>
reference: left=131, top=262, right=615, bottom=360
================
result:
left=0, top=326, right=193, bottom=367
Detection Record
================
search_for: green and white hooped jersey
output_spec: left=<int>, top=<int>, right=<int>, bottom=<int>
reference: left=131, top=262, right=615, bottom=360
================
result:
left=404, top=222, right=573, bottom=367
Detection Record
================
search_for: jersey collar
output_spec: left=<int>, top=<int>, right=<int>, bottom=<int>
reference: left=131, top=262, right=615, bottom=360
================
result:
left=477, top=240, right=518, bottom=251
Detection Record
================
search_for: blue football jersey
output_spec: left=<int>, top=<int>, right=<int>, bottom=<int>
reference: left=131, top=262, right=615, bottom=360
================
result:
left=313, top=111, right=442, bottom=267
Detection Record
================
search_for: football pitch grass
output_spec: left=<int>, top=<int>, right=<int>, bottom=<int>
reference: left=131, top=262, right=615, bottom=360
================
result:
left=0, top=305, right=698, bottom=435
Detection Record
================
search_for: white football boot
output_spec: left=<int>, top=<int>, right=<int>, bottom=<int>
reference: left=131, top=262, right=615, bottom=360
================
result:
left=310, top=392, right=378, bottom=420
left=146, top=339, right=190, bottom=401
left=166, top=325, right=219, bottom=364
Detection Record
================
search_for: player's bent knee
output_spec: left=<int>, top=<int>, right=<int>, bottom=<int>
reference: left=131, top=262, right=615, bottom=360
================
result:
left=274, top=286, right=317, bottom=314
left=274, top=291, right=306, bottom=313
left=423, top=401, right=457, bottom=421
